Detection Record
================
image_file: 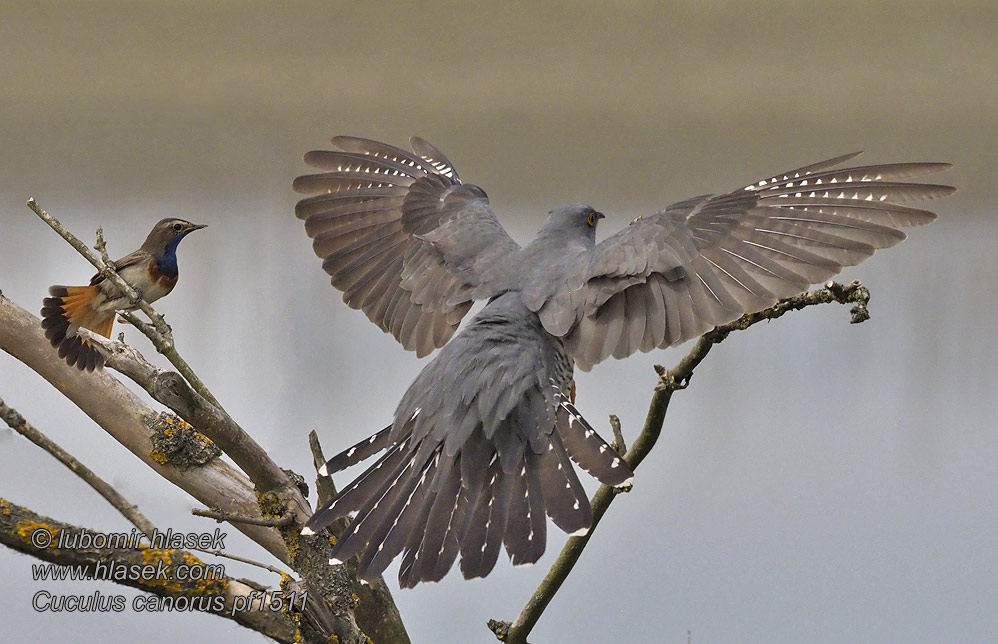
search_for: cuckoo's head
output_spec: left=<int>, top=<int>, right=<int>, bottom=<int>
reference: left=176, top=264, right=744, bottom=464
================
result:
left=141, top=218, right=207, bottom=255
left=542, top=203, right=604, bottom=241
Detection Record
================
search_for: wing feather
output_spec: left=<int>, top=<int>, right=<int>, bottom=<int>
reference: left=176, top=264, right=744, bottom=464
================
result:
left=551, top=153, right=952, bottom=370
left=295, top=136, right=519, bottom=356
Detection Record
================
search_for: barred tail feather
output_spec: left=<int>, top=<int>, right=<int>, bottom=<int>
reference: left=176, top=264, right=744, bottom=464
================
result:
left=537, top=433, right=592, bottom=535
left=398, top=460, right=465, bottom=586
left=303, top=437, right=412, bottom=534
left=459, top=455, right=514, bottom=580
left=429, top=484, right=480, bottom=581
left=331, top=446, right=434, bottom=565
left=557, top=401, right=633, bottom=487
left=503, top=450, right=547, bottom=566
left=319, top=424, right=393, bottom=476
left=396, top=445, right=489, bottom=586
left=312, top=402, right=630, bottom=585
left=356, top=451, right=441, bottom=580
left=397, top=483, right=442, bottom=586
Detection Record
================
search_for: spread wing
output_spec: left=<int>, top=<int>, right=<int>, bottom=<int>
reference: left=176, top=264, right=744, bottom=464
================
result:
left=293, top=136, right=520, bottom=356
left=543, top=152, right=954, bottom=370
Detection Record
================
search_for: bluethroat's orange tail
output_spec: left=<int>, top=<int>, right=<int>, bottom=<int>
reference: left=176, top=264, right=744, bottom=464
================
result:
left=41, top=286, right=114, bottom=371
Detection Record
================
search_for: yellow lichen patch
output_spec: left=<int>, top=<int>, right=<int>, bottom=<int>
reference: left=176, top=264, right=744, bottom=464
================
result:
left=180, top=551, right=202, bottom=566
left=0, top=498, right=11, bottom=515
left=161, top=415, right=213, bottom=444
left=192, top=429, right=213, bottom=445
left=16, top=520, right=57, bottom=549
left=136, top=548, right=227, bottom=596
left=275, top=572, right=297, bottom=618
left=181, top=551, right=229, bottom=595
left=194, top=575, right=227, bottom=595
left=139, top=548, right=184, bottom=594
left=254, top=490, right=301, bottom=560
left=255, top=490, right=284, bottom=517
left=181, top=551, right=228, bottom=596
left=146, top=412, right=220, bottom=468
left=285, top=528, right=301, bottom=564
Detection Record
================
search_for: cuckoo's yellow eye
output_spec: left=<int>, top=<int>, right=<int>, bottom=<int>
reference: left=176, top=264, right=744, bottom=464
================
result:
left=586, top=211, right=598, bottom=227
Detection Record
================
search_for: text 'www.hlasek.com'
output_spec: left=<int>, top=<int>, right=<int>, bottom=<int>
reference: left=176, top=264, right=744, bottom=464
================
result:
left=26, top=527, right=306, bottom=616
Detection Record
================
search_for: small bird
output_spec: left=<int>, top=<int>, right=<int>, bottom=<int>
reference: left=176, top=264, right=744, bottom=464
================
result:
left=294, top=136, right=953, bottom=587
left=41, top=218, right=206, bottom=370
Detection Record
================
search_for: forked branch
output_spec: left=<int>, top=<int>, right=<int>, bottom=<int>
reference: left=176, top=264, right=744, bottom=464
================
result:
left=494, top=280, right=872, bottom=644
left=24, top=200, right=308, bottom=514
left=26, top=198, right=219, bottom=405
left=2, top=209, right=412, bottom=643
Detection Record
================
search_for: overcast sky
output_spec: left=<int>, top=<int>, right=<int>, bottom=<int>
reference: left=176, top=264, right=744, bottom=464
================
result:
left=1, top=2, right=996, bottom=643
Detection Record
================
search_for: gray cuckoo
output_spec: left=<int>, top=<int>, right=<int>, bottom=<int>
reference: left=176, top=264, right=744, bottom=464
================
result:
left=294, top=136, right=952, bottom=587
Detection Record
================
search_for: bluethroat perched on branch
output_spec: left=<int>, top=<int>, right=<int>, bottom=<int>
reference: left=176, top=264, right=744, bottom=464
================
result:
left=41, top=218, right=205, bottom=370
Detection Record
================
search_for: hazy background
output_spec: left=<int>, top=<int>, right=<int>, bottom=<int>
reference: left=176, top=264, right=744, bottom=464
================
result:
left=1, top=2, right=995, bottom=643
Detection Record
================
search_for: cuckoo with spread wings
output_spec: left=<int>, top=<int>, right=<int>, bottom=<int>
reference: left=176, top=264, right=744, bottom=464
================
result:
left=293, top=136, right=952, bottom=587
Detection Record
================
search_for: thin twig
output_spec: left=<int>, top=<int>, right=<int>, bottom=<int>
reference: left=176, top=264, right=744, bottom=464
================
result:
left=193, top=507, right=294, bottom=528
left=308, top=430, right=339, bottom=509
left=27, top=203, right=309, bottom=523
left=501, top=280, right=872, bottom=644
left=187, top=545, right=292, bottom=577
left=0, top=397, right=289, bottom=576
left=609, top=414, right=626, bottom=455
left=28, top=198, right=168, bottom=342
left=28, top=198, right=221, bottom=407
left=1, top=291, right=400, bottom=642
left=0, top=395, right=157, bottom=539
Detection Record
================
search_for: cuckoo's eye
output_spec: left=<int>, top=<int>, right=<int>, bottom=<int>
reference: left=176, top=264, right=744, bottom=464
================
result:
left=172, top=222, right=184, bottom=232
left=586, top=211, right=598, bottom=227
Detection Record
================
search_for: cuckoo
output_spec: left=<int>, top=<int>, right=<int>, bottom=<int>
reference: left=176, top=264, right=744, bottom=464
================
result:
left=293, top=136, right=953, bottom=587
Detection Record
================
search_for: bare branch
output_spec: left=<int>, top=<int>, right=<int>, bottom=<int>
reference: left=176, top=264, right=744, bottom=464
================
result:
left=83, top=328, right=312, bottom=523
left=0, top=499, right=299, bottom=643
left=0, top=396, right=157, bottom=538
left=609, top=414, right=626, bottom=455
left=28, top=197, right=221, bottom=408
left=308, top=431, right=341, bottom=523
left=187, top=545, right=292, bottom=577
left=1, top=290, right=410, bottom=643
left=501, top=281, right=873, bottom=644
left=487, top=620, right=511, bottom=641
left=11, top=207, right=416, bottom=642
left=0, top=293, right=289, bottom=560
left=193, top=507, right=294, bottom=528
